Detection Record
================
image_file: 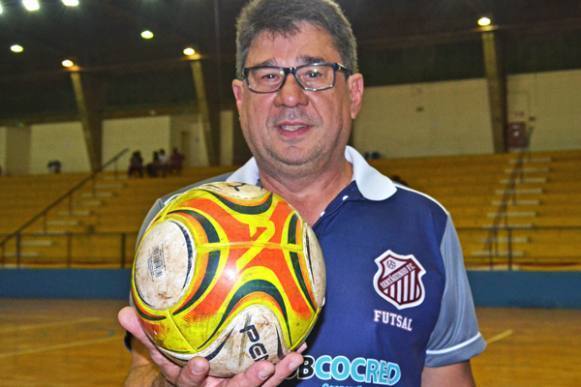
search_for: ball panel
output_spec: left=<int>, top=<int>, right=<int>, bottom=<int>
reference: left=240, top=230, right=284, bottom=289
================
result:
left=133, top=220, right=195, bottom=310
left=200, top=182, right=270, bottom=201
left=303, top=225, right=326, bottom=307
left=196, top=305, right=286, bottom=377
left=147, top=305, right=289, bottom=378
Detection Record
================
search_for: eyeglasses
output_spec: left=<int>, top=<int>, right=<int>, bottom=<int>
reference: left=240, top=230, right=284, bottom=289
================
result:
left=242, top=62, right=352, bottom=94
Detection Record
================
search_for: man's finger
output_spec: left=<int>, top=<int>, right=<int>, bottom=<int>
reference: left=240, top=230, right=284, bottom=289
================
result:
left=118, top=306, right=155, bottom=350
left=173, top=357, right=211, bottom=387
left=262, top=353, right=303, bottom=387
left=224, top=360, right=275, bottom=387
left=118, top=306, right=182, bottom=383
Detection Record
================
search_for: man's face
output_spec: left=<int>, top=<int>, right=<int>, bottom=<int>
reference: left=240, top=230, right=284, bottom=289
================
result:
left=232, top=22, right=364, bottom=180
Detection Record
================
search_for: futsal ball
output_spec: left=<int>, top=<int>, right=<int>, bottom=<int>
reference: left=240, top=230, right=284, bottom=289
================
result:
left=131, top=181, right=326, bottom=377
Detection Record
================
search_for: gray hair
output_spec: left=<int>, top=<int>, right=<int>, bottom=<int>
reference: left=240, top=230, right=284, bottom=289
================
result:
left=235, top=0, right=358, bottom=77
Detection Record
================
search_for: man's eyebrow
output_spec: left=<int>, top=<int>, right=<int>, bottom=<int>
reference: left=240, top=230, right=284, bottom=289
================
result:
left=299, top=56, right=327, bottom=65
left=248, top=56, right=328, bottom=68
left=250, top=59, right=277, bottom=67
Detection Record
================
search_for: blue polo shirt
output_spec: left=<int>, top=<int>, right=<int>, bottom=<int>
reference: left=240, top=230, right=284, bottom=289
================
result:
left=226, top=146, right=485, bottom=386
left=138, top=146, right=486, bottom=386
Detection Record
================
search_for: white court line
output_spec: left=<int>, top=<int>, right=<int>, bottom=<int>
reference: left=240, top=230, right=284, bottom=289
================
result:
left=487, top=329, right=514, bottom=345
left=0, top=335, right=124, bottom=358
left=0, top=317, right=104, bottom=334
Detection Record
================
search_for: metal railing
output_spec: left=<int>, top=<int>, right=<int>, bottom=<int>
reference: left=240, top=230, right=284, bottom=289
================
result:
left=0, top=148, right=129, bottom=266
left=459, top=225, right=581, bottom=271
left=481, top=125, right=539, bottom=268
left=0, top=231, right=137, bottom=269
left=481, top=150, right=527, bottom=270
left=2, top=225, right=581, bottom=270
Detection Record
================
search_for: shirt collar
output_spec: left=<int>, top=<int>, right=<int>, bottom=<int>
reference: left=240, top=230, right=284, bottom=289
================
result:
left=227, top=145, right=396, bottom=201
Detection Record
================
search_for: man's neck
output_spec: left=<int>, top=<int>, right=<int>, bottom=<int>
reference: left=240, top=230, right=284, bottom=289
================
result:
left=259, top=160, right=353, bottom=225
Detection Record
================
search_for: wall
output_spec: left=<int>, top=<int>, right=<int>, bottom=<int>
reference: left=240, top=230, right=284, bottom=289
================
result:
left=1, top=68, right=580, bottom=175
left=509, top=69, right=581, bottom=151
left=0, top=127, right=6, bottom=174
left=29, top=122, right=90, bottom=174
left=1, top=269, right=580, bottom=309
left=355, top=79, right=494, bottom=158
left=5, top=125, right=31, bottom=175
left=354, top=68, right=581, bottom=157
left=220, top=110, right=235, bottom=166
left=169, top=114, right=209, bottom=166
left=102, top=115, right=171, bottom=172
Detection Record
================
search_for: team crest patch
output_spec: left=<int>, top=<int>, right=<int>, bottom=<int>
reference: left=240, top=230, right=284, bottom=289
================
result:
left=373, top=250, right=426, bottom=310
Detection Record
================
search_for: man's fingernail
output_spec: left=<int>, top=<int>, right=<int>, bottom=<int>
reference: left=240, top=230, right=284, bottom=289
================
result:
left=258, top=369, right=272, bottom=380
left=192, top=362, right=205, bottom=374
left=289, top=359, right=302, bottom=370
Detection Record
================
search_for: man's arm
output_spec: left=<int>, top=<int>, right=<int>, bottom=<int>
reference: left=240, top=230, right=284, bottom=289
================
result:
left=422, top=362, right=476, bottom=387
left=119, top=306, right=304, bottom=387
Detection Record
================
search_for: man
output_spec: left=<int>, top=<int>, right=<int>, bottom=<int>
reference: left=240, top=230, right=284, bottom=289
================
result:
left=119, top=0, right=486, bottom=385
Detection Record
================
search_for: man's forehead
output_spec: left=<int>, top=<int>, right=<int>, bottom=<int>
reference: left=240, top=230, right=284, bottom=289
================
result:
left=246, top=22, right=340, bottom=65
left=256, top=21, right=322, bottom=40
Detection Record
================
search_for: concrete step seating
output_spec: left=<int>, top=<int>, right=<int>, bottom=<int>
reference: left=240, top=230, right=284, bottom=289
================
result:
left=372, top=149, right=581, bottom=269
left=1, top=152, right=580, bottom=269
left=1, top=166, right=235, bottom=267
left=1, top=233, right=137, bottom=268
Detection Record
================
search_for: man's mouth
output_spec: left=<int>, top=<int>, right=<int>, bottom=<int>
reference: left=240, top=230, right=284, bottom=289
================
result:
left=278, top=123, right=309, bottom=132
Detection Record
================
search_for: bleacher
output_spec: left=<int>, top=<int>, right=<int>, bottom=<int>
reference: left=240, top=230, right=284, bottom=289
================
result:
left=371, top=149, right=581, bottom=270
left=1, top=150, right=580, bottom=269
left=0, top=173, right=87, bottom=234
left=0, top=167, right=235, bottom=268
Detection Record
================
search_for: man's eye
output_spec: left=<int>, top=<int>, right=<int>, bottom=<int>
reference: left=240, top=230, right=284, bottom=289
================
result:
left=260, top=72, right=281, bottom=81
left=305, top=70, right=323, bottom=78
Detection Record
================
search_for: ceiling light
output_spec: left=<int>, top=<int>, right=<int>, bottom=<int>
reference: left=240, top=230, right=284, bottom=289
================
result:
left=22, top=0, right=40, bottom=12
left=61, top=59, right=75, bottom=68
left=477, top=16, right=492, bottom=27
left=0, top=2, right=4, bottom=15
left=183, top=47, right=196, bottom=56
left=140, top=30, right=154, bottom=40
left=61, top=0, right=80, bottom=7
left=10, top=44, right=24, bottom=53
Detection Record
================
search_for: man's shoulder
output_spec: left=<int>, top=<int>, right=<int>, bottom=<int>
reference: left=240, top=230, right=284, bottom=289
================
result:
left=390, top=183, right=450, bottom=218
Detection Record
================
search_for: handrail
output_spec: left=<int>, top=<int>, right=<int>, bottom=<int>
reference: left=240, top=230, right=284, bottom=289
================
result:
left=1, top=230, right=138, bottom=269
left=2, top=226, right=581, bottom=269
left=482, top=127, right=536, bottom=269
left=0, top=148, right=129, bottom=255
left=459, top=224, right=581, bottom=270
left=482, top=150, right=527, bottom=269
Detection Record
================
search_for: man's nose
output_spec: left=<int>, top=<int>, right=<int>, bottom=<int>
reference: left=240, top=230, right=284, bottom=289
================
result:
left=274, top=73, right=309, bottom=107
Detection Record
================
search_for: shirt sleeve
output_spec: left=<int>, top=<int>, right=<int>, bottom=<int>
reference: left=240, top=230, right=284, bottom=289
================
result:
left=424, top=216, right=486, bottom=367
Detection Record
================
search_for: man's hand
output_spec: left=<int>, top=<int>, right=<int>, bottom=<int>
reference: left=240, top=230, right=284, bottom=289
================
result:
left=118, top=306, right=304, bottom=387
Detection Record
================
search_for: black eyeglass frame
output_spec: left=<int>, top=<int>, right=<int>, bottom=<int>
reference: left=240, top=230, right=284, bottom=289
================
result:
left=241, top=62, right=352, bottom=94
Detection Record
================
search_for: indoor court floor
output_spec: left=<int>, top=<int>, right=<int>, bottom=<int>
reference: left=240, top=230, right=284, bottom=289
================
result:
left=0, top=299, right=579, bottom=386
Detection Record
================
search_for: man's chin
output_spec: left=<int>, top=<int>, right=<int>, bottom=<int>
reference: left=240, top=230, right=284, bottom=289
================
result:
left=273, top=153, right=318, bottom=168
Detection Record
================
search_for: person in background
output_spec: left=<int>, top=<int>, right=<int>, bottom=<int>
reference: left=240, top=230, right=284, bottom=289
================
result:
left=169, top=147, right=185, bottom=175
left=158, top=148, right=169, bottom=177
left=119, top=0, right=485, bottom=385
left=47, top=160, right=62, bottom=174
left=145, top=151, right=160, bottom=178
left=127, top=151, right=144, bottom=178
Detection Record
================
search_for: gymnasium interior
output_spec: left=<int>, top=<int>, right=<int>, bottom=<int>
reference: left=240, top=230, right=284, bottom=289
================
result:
left=1, top=0, right=580, bottom=385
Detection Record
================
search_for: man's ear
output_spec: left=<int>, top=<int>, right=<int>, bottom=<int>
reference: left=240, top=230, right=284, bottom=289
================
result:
left=348, top=73, right=364, bottom=119
left=232, top=79, right=244, bottom=110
